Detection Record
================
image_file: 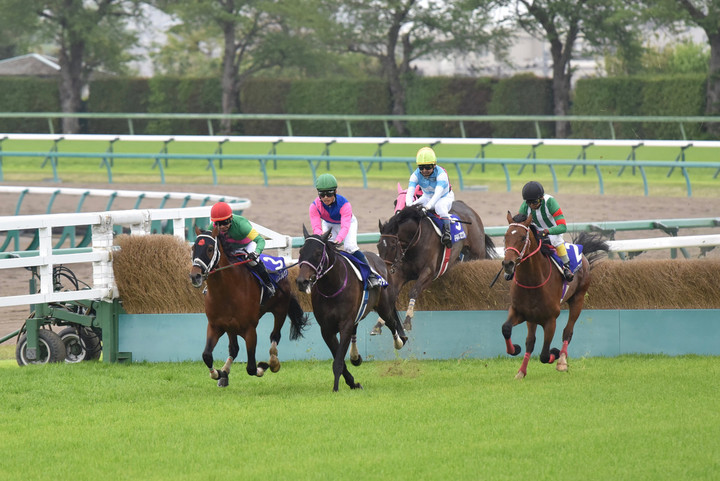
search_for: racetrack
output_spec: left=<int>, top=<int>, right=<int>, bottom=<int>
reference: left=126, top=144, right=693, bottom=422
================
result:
left=1, top=180, right=718, bottom=343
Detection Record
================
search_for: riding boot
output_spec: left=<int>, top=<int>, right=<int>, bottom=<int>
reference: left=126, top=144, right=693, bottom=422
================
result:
left=562, top=262, right=574, bottom=282
left=441, top=219, right=452, bottom=248
left=351, top=250, right=381, bottom=288
left=251, top=260, right=276, bottom=296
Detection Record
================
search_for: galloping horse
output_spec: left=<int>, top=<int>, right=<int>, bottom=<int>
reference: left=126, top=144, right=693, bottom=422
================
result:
left=296, top=227, right=407, bottom=391
left=189, top=227, right=309, bottom=387
left=501, top=212, right=608, bottom=379
left=377, top=202, right=497, bottom=331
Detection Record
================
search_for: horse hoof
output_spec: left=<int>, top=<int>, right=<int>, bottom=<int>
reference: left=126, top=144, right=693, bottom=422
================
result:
left=350, top=355, right=363, bottom=367
left=269, top=356, right=281, bottom=373
left=393, top=337, right=404, bottom=350
left=352, top=383, right=363, bottom=390
left=217, top=371, right=229, bottom=387
left=370, top=326, right=382, bottom=336
left=514, top=371, right=526, bottom=380
left=510, top=344, right=521, bottom=356
left=403, top=320, right=413, bottom=331
left=557, top=353, right=568, bottom=372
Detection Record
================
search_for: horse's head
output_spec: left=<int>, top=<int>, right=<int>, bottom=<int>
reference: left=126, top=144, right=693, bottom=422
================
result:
left=377, top=205, right=426, bottom=273
left=502, top=211, right=534, bottom=280
left=296, top=226, right=333, bottom=294
left=190, top=226, right=219, bottom=288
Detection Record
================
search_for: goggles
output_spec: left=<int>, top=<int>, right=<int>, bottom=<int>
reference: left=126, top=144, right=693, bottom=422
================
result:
left=318, top=190, right=336, bottom=198
left=418, top=164, right=435, bottom=171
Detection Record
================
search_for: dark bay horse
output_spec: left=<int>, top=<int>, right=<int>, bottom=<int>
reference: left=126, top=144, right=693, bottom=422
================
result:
left=501, top=212, right=609, bottom=379
left=296, top=227, right=407, bottom=392
left=189, top=227, right=309, bottom=387
left=377, top=202, right=497, bottom=331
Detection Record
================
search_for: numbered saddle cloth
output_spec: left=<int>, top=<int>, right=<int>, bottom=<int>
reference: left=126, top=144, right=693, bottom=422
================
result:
left=428, top=213, right=467, bottom=245
left=548, top=243, right=584, bottom=274
left=339, top=252, right=388, bottom=289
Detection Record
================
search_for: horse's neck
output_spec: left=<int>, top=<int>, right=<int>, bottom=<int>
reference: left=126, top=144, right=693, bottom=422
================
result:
left=517, top=238, right=549, bottom=278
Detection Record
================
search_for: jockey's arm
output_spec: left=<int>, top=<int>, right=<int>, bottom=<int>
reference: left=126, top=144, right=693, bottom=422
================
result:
left=309, top=201, right=324, bottom=235
left=335, top=203, right=353, bottom=244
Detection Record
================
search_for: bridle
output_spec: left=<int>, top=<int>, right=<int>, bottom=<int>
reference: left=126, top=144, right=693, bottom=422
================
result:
left=504, top=222, right=551, bottom=289
left=192, top=233, right=220, bottom=280
left=504, top=223, right=541, bottom=263
left=192, top=233, right=250, bottom=280
left=379, top=219, right=424, bottom=273
left=298, top=237, right=348, bottom=298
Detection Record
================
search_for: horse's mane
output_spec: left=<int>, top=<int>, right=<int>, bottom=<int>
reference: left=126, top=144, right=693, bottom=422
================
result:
left=511, top=213, right=554, bottom=257
left=381, top=205, right=425, bottom=233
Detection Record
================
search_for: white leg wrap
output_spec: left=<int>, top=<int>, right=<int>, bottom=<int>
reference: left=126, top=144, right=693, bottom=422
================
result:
left=407, top=298, right=416, bottom=318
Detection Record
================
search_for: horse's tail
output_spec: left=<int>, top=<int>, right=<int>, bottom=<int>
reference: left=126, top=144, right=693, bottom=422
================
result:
left=287, top=294, right=310, bottom=341
left=574, top=231, right=610, bottom=267
left=484, top=234, right=499, bottom=259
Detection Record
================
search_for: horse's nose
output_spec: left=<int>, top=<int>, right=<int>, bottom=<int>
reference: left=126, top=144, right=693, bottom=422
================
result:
left=502, top=259, right=515, bottom=280
left=189, top=273, right=202, bottom=288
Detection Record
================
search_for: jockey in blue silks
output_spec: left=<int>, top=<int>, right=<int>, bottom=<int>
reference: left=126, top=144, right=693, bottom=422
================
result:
left=405, top=146, right=454, bottom=248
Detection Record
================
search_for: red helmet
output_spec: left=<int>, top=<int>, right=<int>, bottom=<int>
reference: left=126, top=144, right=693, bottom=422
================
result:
left=210, top=202, right=233, bottom=222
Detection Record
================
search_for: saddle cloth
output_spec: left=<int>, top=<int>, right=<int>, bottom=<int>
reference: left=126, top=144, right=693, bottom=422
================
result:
left=338, top=252, right=388, bottom=290
left=427, top=213, right=467, bottom=245
left=227, top=252, right=289, bottom=286
left=546, top=242, right=584, bottom=274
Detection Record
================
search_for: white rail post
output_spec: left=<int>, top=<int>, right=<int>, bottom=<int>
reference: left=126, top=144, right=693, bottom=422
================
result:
left=92, top=214, right=117, bottom=299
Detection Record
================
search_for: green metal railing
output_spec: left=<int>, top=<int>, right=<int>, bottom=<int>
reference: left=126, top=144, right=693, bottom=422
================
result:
left=2, top=112, right=719, bottom=139
left=1, top=150, right=717, bottom=197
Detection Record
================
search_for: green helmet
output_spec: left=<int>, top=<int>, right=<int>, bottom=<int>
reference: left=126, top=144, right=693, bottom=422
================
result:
left=315, top=173, right=338, bottom=190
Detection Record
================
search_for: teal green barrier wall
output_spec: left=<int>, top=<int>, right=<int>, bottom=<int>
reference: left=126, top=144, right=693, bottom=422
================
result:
left=118, top=310, right=719, bottom=363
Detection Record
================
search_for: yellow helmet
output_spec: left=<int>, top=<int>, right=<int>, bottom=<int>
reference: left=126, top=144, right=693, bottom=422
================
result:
left=416, top=147, right=437, bottom=165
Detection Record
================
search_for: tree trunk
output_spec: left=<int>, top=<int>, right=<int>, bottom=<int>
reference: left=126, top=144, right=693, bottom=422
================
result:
left=549, top=41, right=571, bottom=138
left=57, top=40, right=85, bottom=134
left=220, top=22, right=239, bottom=135
left=706, top=32, right=720, bottom=137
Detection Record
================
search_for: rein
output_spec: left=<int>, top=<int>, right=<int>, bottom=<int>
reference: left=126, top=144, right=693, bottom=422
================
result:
left=380, top=219, right=424, bottom=272
left=209, top=258, right=251, bottom=275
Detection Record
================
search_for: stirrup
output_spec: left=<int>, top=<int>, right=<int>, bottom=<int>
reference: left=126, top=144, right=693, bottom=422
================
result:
left=563, top=267, right=574, bottom=282
left=441, top=234, right=451, bottom=248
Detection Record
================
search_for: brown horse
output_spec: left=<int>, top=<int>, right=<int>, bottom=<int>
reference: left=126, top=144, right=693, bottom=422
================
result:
left=296, top=227, right=407, bottom=391
left=189, top=227, right=309, bottom=387
left=501, top=212, right=608, bottom=379
left=376, top=202, right=497, bottom=331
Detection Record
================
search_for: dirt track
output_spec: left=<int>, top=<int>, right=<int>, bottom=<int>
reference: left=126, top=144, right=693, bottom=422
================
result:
left=1, top=180, right=718, bottom=344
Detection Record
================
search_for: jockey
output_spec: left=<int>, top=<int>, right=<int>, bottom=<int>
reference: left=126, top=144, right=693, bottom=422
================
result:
left=406, top=146, right=454, bottom=248
left=210, top=201, right=275, bottom=296
left=519, top=181, right=574, bottom=282
left=309, top=173, right=381, bottom=288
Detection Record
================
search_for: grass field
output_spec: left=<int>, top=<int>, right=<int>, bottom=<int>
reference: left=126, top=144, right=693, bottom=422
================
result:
left=1, top=138, right=719, bottom=197
left=0, top=356, right=718, bottom=480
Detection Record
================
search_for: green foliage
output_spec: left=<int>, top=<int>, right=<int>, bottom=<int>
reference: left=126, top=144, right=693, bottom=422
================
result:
left=572, top=75, right=706, bottom=139
left=87, top=78, right=150, bottom=134
left=572, top=77, right=645, bottom=138
left=487, top=74, right=554, bottom=138
left=405, top=77, right=496, bottom=137
left=146, top=77, right=222, bottom=134
left=640, top=75, right=706, bottom=139
left=240, top=78, right=294, bottom=135
left=285, top=78, right=391, bottom=136
left=0, top=77, right=60, bottom=132
left=605, top=40, right=709, bottom=76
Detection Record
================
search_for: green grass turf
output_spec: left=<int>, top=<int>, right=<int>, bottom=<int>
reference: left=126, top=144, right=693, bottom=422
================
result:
left=0, top=355, right=718, bottom=480
left=1, top=139, right=718, bottom=197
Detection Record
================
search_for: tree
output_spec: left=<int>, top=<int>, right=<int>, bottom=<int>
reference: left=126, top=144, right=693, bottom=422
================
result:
left=152, top=0, right=326, bottom=134
left=321, top=0, right=508, bottom=136
left=504, top=0, right=639, bottom=137
left=7, top=0, right=143, bottom=133
left=639, top=0, right=720, bottom=135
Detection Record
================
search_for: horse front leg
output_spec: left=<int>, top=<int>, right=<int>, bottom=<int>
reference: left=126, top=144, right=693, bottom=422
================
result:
left=515, top=323, right=538, bottom=380
left=337, top=326, right=361, bottom=390
left=268, top=312, right=285, bottom=373
left=403, top=270, right=433, bottom=331
left=349, top=326, right=362, bottom=367
left=539, top=319, right=559, bottom=368
left=243, top=328, right=265, bottom=377
left=501, top=308, right=523, bottom=357
left=203, top=325, right=228, bottom=387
